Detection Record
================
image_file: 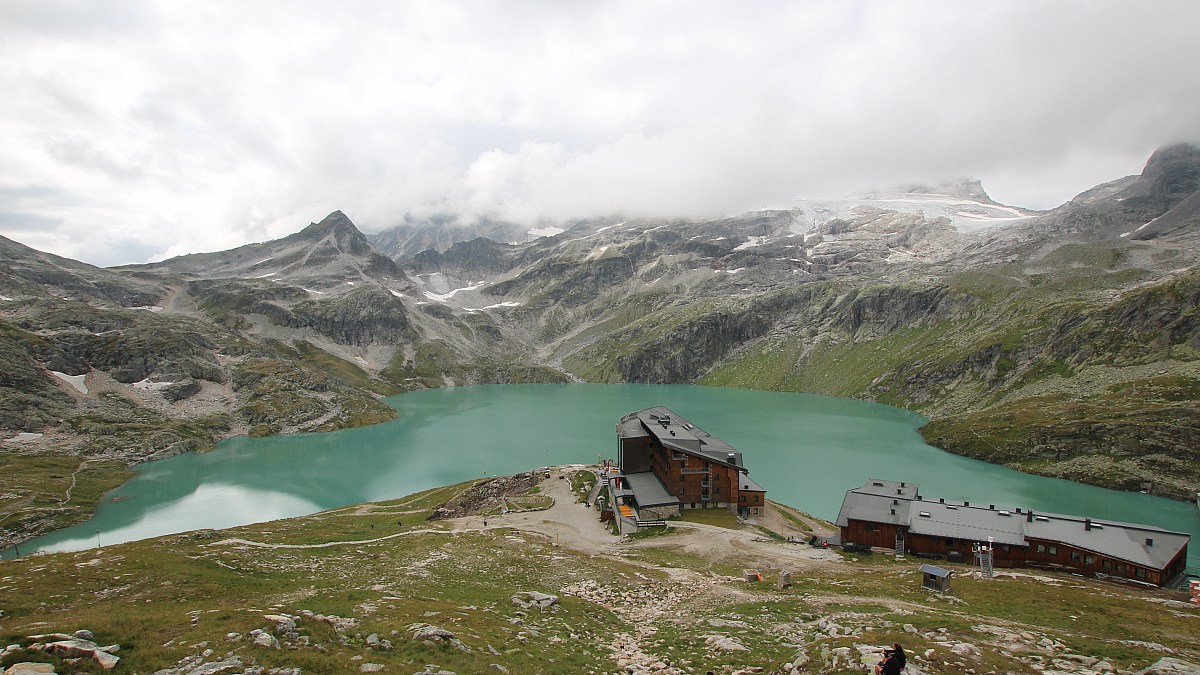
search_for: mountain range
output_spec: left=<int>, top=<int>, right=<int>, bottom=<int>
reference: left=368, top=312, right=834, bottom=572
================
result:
left=2, top=143, right=1198, bottom=549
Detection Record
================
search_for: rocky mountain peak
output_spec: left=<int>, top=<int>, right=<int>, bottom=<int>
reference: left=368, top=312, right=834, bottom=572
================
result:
left=296, top=210, right=371, bottom=257
left=1139, top=142, right=1200, bottom=205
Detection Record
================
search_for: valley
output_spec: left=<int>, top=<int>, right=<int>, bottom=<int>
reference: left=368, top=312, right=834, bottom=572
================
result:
left=2, top=145, right=1199, bottom=553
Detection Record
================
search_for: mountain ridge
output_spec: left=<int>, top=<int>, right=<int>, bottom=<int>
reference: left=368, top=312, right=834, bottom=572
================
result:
left=3, top=144, right=1200, bottom=551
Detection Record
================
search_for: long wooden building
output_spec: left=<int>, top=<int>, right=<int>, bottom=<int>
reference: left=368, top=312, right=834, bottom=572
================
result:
left=836, top=479, right=1191, bottom=587
left=615, top=406, right=766, bottom=519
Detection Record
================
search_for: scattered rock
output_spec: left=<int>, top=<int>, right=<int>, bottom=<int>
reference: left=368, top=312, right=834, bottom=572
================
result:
left=188, top=657, right=246, bottom=675
left=359, top=664, right=384, bottom=673
left=488, top=665, right=510, bottom=673
left=1139, top=658, right=1200, bottom=674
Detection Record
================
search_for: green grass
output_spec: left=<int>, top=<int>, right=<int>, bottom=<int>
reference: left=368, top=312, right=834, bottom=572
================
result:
left=2, top=476, right=1198, bottom=674
left=568, top=469, right=597, bottom=503
left=677, top=507, right=741, bottom=529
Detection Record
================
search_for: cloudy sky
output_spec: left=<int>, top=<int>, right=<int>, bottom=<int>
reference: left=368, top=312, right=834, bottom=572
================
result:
left=1, top=1, right=1198, bottom=266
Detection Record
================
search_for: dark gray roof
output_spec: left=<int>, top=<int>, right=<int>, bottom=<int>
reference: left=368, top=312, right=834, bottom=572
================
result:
left=739, top=474, right=766, bottom=493
left=837, top=479, right=1190, bottom=570
left=920, top=564, right=952, bottom=578
left=908, top=499, right=1026, bottom=546
left=1024, top=513, right=1189, bottom=571
left=617, top=417, right=649, bottom=439
left=835, top=483, right=911, bottom=528
left=619, top=406, right=743, bottom=468
left=623, top=471, right=681, bottom=508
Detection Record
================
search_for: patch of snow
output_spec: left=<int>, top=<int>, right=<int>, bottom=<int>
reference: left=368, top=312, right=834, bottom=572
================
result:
left=133, top=378, right=176, bottom=391
left=584, top=245, right=610, bottom=261
left=462, top=301, right=522, bottom=311
left=252, top=272, right=277, bottom=279
left=718, top=268, right=746, bottom=274
left=528, top=226, right=564, bottom=238
left=414, top=301, right=429, bottom=305
left=733, top=236, right=766, bottom=251
left=301, top=288, right=325, bottom=295
left=355, top=357, right=368, bottom=365
left=389, top=289, right=405, bottom=298
left=5, top=432, right=43, bottom=444
left=423, top=281, right=488, bottom=302
left=51, top=371, right=88, bottom=394
left=130, top=305, right=164, bottom=312
left=0, top=294, right=12, bottom=301
left=254, top=257, right=274, bottom=265
left=1121, top=218, right=1158, bottom=238
left=346, top=281, right=355, bottom=286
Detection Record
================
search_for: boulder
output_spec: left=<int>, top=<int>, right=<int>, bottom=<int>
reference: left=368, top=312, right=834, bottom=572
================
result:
left=188, top=657, right=245, bottom=675
left=4, top=665, right=57, bottom=675
left=249, top=629, right=281, bottom=650
left=41, top=639, right=120, bottom=670
left=510, top=591, right=558, bottom=610
left=406, top=623, right=470, bottom=652
left=262, top=614, right=297, bottom=635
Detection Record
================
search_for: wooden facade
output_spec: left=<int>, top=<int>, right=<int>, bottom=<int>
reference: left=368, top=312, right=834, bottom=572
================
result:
left=617, top=407, right=766, bottom=517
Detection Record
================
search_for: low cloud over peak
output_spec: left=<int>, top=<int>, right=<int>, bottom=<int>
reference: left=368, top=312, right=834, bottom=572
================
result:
left=1, top=1, right=1197, bottom=266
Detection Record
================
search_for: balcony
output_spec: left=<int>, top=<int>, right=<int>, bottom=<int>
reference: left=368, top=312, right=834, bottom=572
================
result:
left=681, top=468, right=708, bottom=475
left=700, top=480, right=712, bottom=488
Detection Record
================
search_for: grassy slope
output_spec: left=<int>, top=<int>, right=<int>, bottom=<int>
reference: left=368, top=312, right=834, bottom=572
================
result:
left=1, top=479, right=1196, bottom=674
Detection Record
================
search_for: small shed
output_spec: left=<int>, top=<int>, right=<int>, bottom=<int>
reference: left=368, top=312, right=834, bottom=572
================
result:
left=920, top=563, right=953, bottom=593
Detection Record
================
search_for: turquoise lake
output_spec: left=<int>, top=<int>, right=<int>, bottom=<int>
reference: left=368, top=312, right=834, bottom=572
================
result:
left=8, top=384, right=1199, bottom=572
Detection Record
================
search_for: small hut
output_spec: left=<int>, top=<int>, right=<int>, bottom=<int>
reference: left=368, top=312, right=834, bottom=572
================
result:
left=920, top=563, right=953, bottom=593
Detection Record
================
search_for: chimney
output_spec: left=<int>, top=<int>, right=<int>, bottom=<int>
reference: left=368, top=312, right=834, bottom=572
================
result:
left=939, top=498, right=945, bottom=503
left=989, top=505, right=994, bottom=510
left=893, top=499, right=898, bottom=505
left=1085, top=518, right=1092, bottom=531
left=890, top=508, right=896, bottom=515
left=964, top=501, right=970, bottom=507
left=900, top=482, right=906, bottom=487
left=1146, top=538, right=1154, bottom=546
left=896, top=488, right=902, bottom=494
left=1027, top=511, right=1034, bottom=523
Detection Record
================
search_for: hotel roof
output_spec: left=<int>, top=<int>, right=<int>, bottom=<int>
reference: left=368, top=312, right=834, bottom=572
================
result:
left=618, top=406, right=743, bottom=468
left=837, top=479, right=1190, bottom=570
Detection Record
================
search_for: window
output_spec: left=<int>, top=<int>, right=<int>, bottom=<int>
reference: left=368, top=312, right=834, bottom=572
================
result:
left=1048, top=546, right=1057, bottom=555
left=678, top=487, right=684, bottom=496
left=739, top=495, right=745, bottom=503
left=1070, top=551, right=1081, bottom=562
left=1084, top=555, right=1094, bottom=565
left=1037, top=544, right=1046, bottom=554
left=754, top=495, right=760, bottom=503
left=1103, top=560, right=1112, bottom=570
left=945, top=538, right=954, bottom=546
left=1135, top=568, right=1146, bottom=579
